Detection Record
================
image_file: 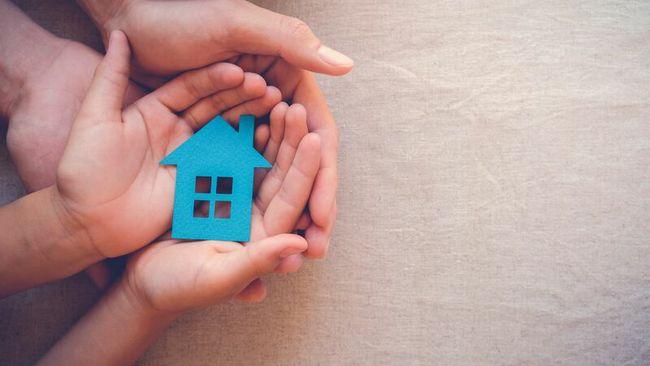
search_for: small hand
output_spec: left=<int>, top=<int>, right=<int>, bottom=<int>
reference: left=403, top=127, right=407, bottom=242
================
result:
left=122, top=102, right=321, bottom=311
left=55, top=31, right=282, bottom=258
left=236, top=55, right=339, bottom=259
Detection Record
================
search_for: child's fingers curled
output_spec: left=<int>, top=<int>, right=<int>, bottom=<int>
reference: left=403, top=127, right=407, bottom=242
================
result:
left=150, top=62, right=245, bottom=114
left=221, top=86, right=282, bottom=125
left=182, top=72, right=267, bottom=129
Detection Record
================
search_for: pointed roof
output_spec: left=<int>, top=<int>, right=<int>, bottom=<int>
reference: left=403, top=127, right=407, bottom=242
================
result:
left=161, top=115, right=270, bottom=169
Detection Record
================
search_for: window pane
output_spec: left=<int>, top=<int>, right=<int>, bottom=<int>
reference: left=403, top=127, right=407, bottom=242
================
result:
left=195, top=176, right=211, bottom=193
left=193, top=200, right=209, bottom=218
left=216, top=176, right=233, bottom=194
left=214, top=201, right=231, bottom=219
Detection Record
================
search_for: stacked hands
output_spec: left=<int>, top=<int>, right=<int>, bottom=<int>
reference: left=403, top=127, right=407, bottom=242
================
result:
left=58, top=31, right=322, bottom=309
left=0, top=0, right=352, bottom=363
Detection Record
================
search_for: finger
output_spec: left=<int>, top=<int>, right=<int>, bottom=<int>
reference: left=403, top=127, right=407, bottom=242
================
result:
left=292, top=74, right=338, bottom=229
left=264, top=102, right=289, bottom=164
left=274, top=254, right=304, bottom=274
left=149, top=62, right=244, bottom=113
left=226, top=234, right=307, bottom=280
left=78, top=30, right=130, bottom=122
left=221, top=86, right=282, bottom=125
left=255, top=103, right=309, bottom=212
left=305, top=200, right=337, bottom=259
left=263, top=133, right=321, bottom=235
left=254, top=124, right=270, bottom=153
left=253, top=102, right=287, bottom=191
left=235, top=278, right=267, bottom=302
left=226, top=2, right=353, bottom=75
left=182, top=72, right=267, bottom=129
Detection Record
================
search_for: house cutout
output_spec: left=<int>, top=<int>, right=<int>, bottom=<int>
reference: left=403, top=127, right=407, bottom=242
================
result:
left=161, top=115, right=270, bottom=242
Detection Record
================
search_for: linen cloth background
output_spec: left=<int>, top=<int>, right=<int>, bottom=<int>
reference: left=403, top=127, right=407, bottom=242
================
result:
left=1, top=1, right=649, bottom=365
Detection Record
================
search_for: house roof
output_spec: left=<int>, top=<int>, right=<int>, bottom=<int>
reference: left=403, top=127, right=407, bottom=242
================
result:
left=160, top=115, right=271, bottom=169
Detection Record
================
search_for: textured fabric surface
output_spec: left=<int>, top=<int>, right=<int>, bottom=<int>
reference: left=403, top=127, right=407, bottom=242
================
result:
left=1, top=1, right=649, bottom=365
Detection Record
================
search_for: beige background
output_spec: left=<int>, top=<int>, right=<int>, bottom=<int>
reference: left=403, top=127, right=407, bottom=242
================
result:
left=1, top=1, right=649, bottom=365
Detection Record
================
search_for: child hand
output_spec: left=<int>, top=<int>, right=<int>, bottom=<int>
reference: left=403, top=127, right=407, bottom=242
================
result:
left=119, top=103, right=321, bottom=312
left=54, top=30, right=282, bottom=259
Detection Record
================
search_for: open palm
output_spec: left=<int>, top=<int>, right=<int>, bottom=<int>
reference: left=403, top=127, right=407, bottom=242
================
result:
left=55, top=31, right=282, bottom=258
left=123, top=103, right=321, bottom=311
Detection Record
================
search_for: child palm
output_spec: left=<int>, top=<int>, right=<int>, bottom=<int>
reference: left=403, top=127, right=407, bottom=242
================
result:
left=56, top=31, right=281, bottom=258
left=123, top=103, right=321, bottom=312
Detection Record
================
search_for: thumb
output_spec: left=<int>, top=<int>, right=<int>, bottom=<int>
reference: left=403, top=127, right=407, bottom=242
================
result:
left=78, top=30, right=131, bottom=121
left=227, top=2, right=353, bottom=76
left=227, top=234, right=308, bottom=284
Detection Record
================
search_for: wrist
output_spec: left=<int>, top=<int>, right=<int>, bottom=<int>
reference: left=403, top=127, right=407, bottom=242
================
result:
left=114, top=275, right=181, bottom=322
left=0, top=186, right=104, bottom=297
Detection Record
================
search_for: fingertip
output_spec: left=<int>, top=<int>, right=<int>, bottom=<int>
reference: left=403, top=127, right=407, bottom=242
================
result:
left=254, top=124, right=270, bottom=152
left=304, top=225, right=330, bottom=259
left=270, top=101, right=289, bottom=119
left=317, top=45, right=354, bottom=75
left=265, top=86, right=283, bottom=103
left=277, top=233, right=309, bottom=254
left=300, top=132, right=322, bottom=152
left=287, top=103, right=307, bottom=121
left=214, top=63, right=245, bottom=88
left=242, top=72, right=267, bottom=97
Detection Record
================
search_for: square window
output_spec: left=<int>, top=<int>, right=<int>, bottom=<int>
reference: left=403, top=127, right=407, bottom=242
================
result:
left=216, top=176, right=233, bottom=194
left=195, top=176, right=211, bottom=193
left=193, top=200, right=209, bottom=218
left=214, top=201, right=231, bottom=219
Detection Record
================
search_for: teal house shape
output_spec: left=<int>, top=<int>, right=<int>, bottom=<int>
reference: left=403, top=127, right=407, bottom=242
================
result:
left=161, top=115, right=270, bottom=242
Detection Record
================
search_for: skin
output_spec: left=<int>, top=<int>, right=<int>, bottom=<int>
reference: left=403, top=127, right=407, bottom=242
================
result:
left=0, top=31, right=319, bottom=299
left=77, top=0, right=351, bottom=258
left=38, top=45, right=321, bottom=366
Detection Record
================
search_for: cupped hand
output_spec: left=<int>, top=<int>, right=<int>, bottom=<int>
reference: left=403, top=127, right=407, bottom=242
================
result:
left=94, top=0, right=353, bottom=80
left=122, top=103, right=321, bottom=311
left=55, top=31, right=282, bottom=258
left=235, top=55, right=339, bottom=259
left=82, top=0, right=348, bottom=259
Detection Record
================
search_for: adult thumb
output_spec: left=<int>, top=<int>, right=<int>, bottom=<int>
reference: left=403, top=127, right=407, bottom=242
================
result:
left=78, top=30, right=131, bottom=122
left=227, top=2, right=353, bottom=76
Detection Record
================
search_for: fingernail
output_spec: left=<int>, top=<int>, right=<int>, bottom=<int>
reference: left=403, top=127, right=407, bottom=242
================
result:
left=280, top=247, right=304, bottom=258
left=318, top=45, right=354, bottom=68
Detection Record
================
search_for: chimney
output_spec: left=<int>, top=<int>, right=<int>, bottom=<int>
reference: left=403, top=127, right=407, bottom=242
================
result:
left=238, top=115, right=254, bottom=146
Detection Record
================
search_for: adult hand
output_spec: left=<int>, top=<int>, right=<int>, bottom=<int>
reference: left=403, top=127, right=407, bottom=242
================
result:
left=236, top=56, right=338, bottom=259
left=77, top=0, right=347, bottom=258
left=78, top=0, right=354, bottom=80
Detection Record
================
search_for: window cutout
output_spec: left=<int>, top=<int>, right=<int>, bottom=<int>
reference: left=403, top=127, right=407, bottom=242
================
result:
left=214, top=201, right=231, bottom=219
left=216, top=176, right=233, bottom=194
left=193, top=200, right=209, bottom=218
left=195, top=176, right=212, bottom=193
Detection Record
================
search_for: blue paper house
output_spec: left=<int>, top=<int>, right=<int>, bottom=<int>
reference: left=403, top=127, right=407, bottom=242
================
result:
left=161, top=115, right=270, bottom=242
